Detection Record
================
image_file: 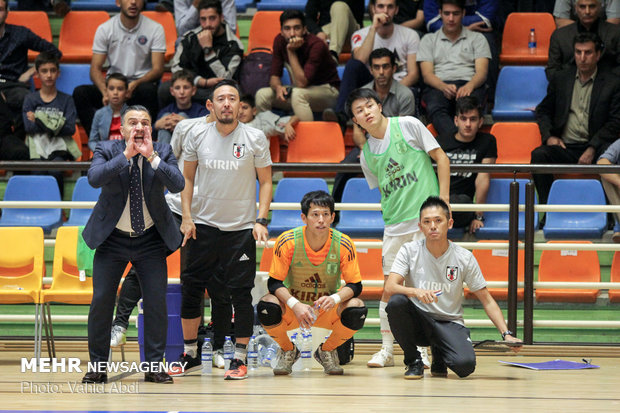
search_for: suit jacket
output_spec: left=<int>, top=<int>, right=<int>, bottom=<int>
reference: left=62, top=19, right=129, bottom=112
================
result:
left=546, top=20, right=620, bottom=79
left=535, top=66, right=620, bottom=156
left=82, top=139, right=185, bottom=251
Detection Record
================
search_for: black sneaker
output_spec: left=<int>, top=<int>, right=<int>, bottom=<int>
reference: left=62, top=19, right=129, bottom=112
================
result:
left=404, top=358, right=424, bottom=380
left=430, top=348, right=448, bottom=377
left=168, top=352, right=201, bottom=377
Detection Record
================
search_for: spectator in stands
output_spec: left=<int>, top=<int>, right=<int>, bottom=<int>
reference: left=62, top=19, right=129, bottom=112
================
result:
left=417, top=0, right=490, bottom=138
left=175, top=0, right=237, bottom=37
left=423, top=0, right=499, bottom=99
left=17, top=0, right=70, bottom=17
left=304, top=0, right=365, bottom=62
left=532, top=32, right=620, bottom=205
left=155, top=70, right=208, bottom=144
left=0, top=95, right=29, bottom=161
left=88, top=73, right=129, bottom=152
left=597, top=138, right=620, bottom=243
left=255, top=9, right=340, bottom=122
left=554, top=0, right=620, bottom=27
left=161, top=0, right=243, bottom=107
left=323, top=0, right=419, bottom=129
left=332, top=48, right=416, bottom=203
left=0, top=0, right=61, bottom=139
left=385, top=196, right=521, bottom=380
left=22, top=52, right=79, bottom=198
left=73, top=0, right=166, bottom=136
left=239, top=94, right=299, bottom=143
left=394, top=0, right=425, bottom=34
left=436, top=96, right=496, bottom=233
left=547, top=0, right=620, bottom=78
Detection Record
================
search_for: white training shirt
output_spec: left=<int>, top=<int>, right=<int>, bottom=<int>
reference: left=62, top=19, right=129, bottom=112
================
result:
left=391, top=239, right=487, bottom=326
left=360, top=116, right=440, bottom=236
left=183, top=121, right=272, bottom=231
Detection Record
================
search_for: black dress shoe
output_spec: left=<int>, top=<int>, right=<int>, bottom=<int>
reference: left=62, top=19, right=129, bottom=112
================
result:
left=82, top=371, right=108, bottom=383
left=145, top=372, right=173, bottom=383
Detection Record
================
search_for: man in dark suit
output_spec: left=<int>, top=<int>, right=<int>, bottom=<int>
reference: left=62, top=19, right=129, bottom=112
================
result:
left=532, top=32, right=620, bottom=205
left=81, top=105, right=185, bottom=384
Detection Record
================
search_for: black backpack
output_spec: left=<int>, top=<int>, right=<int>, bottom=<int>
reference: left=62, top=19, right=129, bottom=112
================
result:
left=238, top=48, right=273, bottom=97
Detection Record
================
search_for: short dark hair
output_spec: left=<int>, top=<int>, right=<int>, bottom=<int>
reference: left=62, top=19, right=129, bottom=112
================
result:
left=440, top=0, right=465, bottom=11
left=212, top=78, right=240, bottom=95
left=419, top=196, right=451, bottom=220
left=345, top=88, right=382, bottom=120
left=455, top=96, right=482, bottom=117
left=240, top=94, right=255, bottom=108
left=280, top=9, right=306, bottom=27
left=34, top=51, right=59, bottom=71
left=0, top=0, right=7, bottom=11
left=198, top=0, right=222, bottom=14
left=574, top=32, right=604, bottom=52
left=301, top=190, right=335, bottom=215
left=121, top=105, right=150, bottom=125
left=369, top=48, right=396, bottom=67
left=106, top=72, right=128, bottom=88
left=369, top=0, right=397, bottom=7
left=171, top=69, right=195, bottom=85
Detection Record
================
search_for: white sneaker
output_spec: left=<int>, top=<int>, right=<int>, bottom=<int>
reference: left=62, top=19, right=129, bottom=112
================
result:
left=367, top=347, right=394, bottom=367
left=213, top=349, right=226, bottom=369
left=110, top=325, right=126, bottom=347
left=418, top=346, right=431, bottom=369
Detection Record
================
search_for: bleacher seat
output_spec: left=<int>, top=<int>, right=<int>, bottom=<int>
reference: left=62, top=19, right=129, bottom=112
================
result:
left=535, top=241, right=600, bottom=303
left=268, top=178, right=329, bottom=236
left=285, top=122, right=345, bottom=177
left=257, top=0, right=306, bottom=10
left=543, top=179, right=607, bottom=239
left=491, top=122, right=542, bottom=166
left=336, top=178, right=384, bottom=238
left=235, top=0, right=255, bottom=13
left=465, top=241, right=524, bottom=301
left=356, top=242, right=384, bottom=301
left=56, top=64, right=92, bottom=96
left=492, top=66, right=548, bottom=121
left=59, top=11, right=110, bottom=63
left=5, top=11, right=51, bottom=62
left=609, top=252, right=620, bottom=303
left=475, top=179, right=538, bottom=239
left=64, top=176, right=101, bottom=227
left=143, top=11, right=177, bottom=62
left=500, top=12, right=555, bottom=65
left=247, top=11, right=283, bottom=53
left=0, top=176, right=63, bottom=233
left=71, top=1, right=118, bottom=11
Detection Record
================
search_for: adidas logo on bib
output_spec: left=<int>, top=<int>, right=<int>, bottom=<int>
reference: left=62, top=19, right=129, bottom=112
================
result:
left=239, top=253, right=250, bottom=261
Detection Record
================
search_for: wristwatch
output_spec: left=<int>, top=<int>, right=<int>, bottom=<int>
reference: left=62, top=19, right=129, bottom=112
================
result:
left=146, top=151, right=159, bottom=163
left=256, top=218, right=269, bottom=227
left=475, top=214, right=485, bottom=222
left=501, top=330, right=514, bottom=340
left=203, top=46, right=213, bottom=54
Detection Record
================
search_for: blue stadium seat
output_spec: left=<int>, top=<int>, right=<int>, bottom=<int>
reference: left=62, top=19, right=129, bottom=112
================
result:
left=337, top=65, right=345, bottom=80
left=281, top=67, right=291, bottom=85
left=71, top=1, right=118, bottom=11
left=0, top=175, right=63, bottom=233
left=543, top=179, right=607, bottom=239
left=268, top=178, right=329, bottom=236
left=236, top=0, right=255, bottom=12
left=492, top=66, right=548, bottom=121
left=335, top=178, right=383, bottom=238
left=257, top=0, right=306, bottom=10
left=476, top=179, right=538, bottom=240
left=64, top=176, right=101, bottom=227
left=56, top=64, right=92, bottom=96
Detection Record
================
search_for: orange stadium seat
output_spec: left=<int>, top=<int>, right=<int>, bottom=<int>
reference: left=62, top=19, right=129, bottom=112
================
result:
left=269, top=136, right=281, bottom=163
left=284, top=121, right=345, bottom=177
left=247, top=11, right=283, bottom=53
left=609, top=252, right=620, bottom=303
left=535, top=241, right=600, bottom=303
left=426, top=123, right=438, bottom=137
left=500, top=12, right=556, bottom=65
left=490, top=122, right=541, bottom=178
left=143, top=11, right=177, bottom=62
left=465, top=241, right=524, bottom=301
left=6, top=11, right=52, bottom=62
left=355, top=241, right=384, bottom=301
left=58, top=11, right=110, bottom=63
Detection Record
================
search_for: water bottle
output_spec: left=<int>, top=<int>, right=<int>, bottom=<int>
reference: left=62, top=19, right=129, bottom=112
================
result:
left=201, top=338, right=213, bottom=374
left=223, top=336, right=234, bottom=370
left=256, top=334, right=280, bottom=367
left=301, top=333, right=312, bottom=371
left=528, top=28, right=537, bottom=54
left=247, top=335, right=259, bottom=371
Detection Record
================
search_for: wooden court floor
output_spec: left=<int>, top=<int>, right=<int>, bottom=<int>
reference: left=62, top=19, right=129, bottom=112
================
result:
left=1, top=344, right=620, bottom=412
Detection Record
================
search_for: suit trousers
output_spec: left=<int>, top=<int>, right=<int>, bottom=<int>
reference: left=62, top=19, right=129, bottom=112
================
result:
left=88, top=227, right=168, bottom=365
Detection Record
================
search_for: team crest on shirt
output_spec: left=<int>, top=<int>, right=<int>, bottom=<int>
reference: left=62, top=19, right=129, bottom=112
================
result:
left=446, top=266, right=459, bottom=282
left=232, top=143, right=246, bottom=159
left=137, top=35, right=148, bottom=45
